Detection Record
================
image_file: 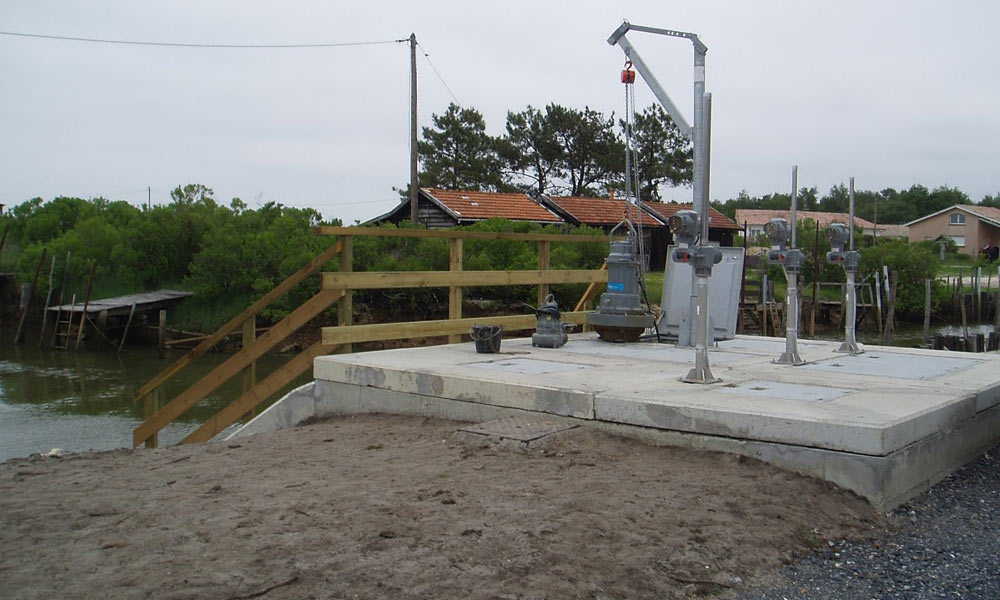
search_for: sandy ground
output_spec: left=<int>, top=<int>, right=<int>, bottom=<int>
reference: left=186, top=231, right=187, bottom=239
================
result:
left=0, top=414, right=882, bottom=600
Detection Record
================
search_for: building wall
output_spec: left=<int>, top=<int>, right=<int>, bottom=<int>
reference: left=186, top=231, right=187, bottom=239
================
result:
left=908, top=209, right=980, bottom=255
left=978, top=220, right=1000, bottom=250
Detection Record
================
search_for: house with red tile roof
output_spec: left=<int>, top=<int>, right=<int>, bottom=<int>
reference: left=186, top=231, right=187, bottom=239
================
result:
left=734, top=209, right=876, bottom=240
left=541, top=195, right=740, bottom=269
left=369, top=188, right=562, bottom=228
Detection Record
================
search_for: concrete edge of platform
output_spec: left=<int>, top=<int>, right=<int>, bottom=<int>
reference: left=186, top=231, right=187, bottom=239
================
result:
left=229, top=379, right=1000, bottom=512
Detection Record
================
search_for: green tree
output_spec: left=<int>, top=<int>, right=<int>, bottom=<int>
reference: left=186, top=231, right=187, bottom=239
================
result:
left=418, top=103, right=504, bottom=192
left=548, top=105, right=624, bottom=197
left=499, top=105, right=565, bottom=196
left=859, top=239, right=939, bottom=318
left=622, top=104, right=692, bottom=201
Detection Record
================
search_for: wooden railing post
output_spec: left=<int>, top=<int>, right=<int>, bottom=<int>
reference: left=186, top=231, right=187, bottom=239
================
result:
left=143, top=389, right=159, bottom=448
left=449, top=238, right=463, bottom=344
left=537, top=240, right=550, bottom=308
left=339, top=236, right=353, bottom=354
left=241, top=312, right=256, bottom=422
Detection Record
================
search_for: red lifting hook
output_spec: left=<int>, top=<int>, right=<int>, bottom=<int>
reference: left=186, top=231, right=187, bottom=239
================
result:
left=621, top=59, right=635, bottom=84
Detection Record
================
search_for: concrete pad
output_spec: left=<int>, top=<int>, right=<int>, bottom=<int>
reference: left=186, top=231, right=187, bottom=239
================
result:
left=232, top=331, right=1000, bottom=510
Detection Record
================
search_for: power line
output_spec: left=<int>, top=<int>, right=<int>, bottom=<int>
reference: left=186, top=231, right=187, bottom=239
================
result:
left=416, top=42, right=459, bottom=104
left=0, top=30, right=407, bottom=49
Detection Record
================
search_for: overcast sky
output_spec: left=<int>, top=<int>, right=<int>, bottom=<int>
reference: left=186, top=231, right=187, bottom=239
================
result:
left=2, top=1, right=998, bottom=224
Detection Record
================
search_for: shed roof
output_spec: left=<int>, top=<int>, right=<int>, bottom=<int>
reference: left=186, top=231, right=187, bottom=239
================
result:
left=734, top=209, right=875, bottom=230
left=644, top=202, right=742, bottom=230
left=545, top=195, right=663, bottom=227
left=423, top=188, right=562, bottom=223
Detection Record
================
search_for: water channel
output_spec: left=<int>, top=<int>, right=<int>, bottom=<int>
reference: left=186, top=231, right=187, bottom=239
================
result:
left=0, top=330, right=305, bottom=462
left=1, top=322, right=996, bottom=462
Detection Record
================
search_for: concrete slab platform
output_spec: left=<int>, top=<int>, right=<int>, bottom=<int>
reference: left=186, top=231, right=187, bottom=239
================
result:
left=239, top=332, right=1000, bottom=510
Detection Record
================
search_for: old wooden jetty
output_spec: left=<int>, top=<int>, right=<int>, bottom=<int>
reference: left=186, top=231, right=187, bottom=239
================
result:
left=46, top=289, right=192, bottom=349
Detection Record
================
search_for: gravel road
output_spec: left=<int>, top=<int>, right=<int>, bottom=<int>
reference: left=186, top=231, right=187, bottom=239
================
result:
left=736, top=443, right=1000, bottom=599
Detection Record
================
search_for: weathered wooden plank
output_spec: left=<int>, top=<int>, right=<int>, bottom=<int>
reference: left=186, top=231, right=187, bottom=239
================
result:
left=321, top=269, right=606, bottom=290
left=320, top=311, right=590, bottom=345
left=574, top=261, right=608, bottom=312
left=338, top=236, right=353, bottom=354
left=537, top=240, right=550, bottom=307
left=315, top=225, right=609, bottom=243
left=133, top=240, right=342, bottom=402
left=448, top=238, right=463, bottom=344
left=181, top=340, right=339, bottom=444
left=241, top=314, right=257, bottom=422
left=133, top=288, right=343, bottom=447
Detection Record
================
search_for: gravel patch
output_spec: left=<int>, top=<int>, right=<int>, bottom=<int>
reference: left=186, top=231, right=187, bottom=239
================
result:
left=736, top=443, right=1000, bottom=599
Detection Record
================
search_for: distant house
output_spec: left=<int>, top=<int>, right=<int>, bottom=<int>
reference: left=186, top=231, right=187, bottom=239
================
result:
left=540, top=194, right=665, bottom=268
left=875, top=224, right=910, bottom=241
left=905, top=204, right=1000, bottom=256
left=734, top=209, right=877, bottom=239
left=538, top=195, right=740, bottom=270
left=367, top=188, right=562, bottom=228
left=367, top=188, right=741, bottom=271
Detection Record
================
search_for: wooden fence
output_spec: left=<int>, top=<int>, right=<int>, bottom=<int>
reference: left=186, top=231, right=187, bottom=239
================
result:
left=132, top=226, right=609, bottom=449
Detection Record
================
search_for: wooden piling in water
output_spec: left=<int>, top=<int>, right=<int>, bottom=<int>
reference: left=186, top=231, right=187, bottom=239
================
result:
left=15, top=248, right=46, bottom=344
left=74, top=263, right=97, bottom=350
left=923, top=279, right=932, bottom=346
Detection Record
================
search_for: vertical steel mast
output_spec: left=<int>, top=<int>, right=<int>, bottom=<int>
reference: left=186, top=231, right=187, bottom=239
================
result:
left=608, top=21, right=721, bottom=383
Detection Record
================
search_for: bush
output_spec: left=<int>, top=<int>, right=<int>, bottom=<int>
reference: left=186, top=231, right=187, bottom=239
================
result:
left=859, top=239, right=940, bottom=318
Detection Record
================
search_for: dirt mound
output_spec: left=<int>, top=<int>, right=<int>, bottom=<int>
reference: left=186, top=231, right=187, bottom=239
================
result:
left=0, top=414, right=881, bottom=599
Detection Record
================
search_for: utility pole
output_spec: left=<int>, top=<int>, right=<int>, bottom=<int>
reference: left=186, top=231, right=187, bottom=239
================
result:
left=409, top=33, right=419, bottom=224
left=147, top=186, right=151, bottom=210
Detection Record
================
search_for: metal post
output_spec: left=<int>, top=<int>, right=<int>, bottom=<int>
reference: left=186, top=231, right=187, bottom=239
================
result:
left=790, top=166, right=798, bottom=247
left=849, top=177, right=855, bottom=250
left=683, top=275, right=720, bottom=383
left=839, top=270, right=861, bottom=353
left=700, top=92, right=712, bottom=241
left=776, top=166, right=804, bottom=365
left=834, top=176, right=862, bottom=354
left=409, top=33, right=419, bottom=224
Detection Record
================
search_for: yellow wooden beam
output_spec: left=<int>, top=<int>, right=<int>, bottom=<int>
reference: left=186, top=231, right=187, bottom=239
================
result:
left=537, top=240, right=550, bottom=308
left=133, top=239, right=343, bottom=402
left=338, top=235, right=353, bottom=354
left=314, top=225, right=609, bottom=243
left=448, top=238, right=463, bottom=344
left=574, top=261, right=608, bottom=313
left=321, top=269, right=606, bottom=290
left=181, top=340, right=339, bottom=444
left=320, top=311, right=589, bottom=345
left=133, top=288, right=344, bottom=448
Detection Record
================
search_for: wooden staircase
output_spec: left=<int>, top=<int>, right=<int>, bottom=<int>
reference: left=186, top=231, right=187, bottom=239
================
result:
left=132, top=240, right=346, bottom=448
left=132, top=227, right=609, bottom=449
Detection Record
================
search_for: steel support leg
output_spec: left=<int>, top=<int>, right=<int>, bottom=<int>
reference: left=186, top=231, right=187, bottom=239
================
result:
left=837, top=271, right=863, bottom=354
left=775, top=270, right=805, bottom=365
left=683, top=275, right=720, bottom=384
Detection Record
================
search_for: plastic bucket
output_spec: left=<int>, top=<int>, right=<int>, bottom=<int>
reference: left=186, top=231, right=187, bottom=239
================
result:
left=471, top=324, right=503, bottom=353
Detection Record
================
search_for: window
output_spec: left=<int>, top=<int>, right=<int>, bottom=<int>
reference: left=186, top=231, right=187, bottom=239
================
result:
left=949, top=235, right=966, bottom=247
left=950, top=213, right=966, bottom=225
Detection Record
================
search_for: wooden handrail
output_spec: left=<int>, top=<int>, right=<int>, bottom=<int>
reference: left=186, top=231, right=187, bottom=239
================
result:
left=315, top=225, right=609, bottom=243
left=321, top=269, right=604, bottom=290
left=133, top=288, right=344, bottom=447
left=134, top=226, right=609, bottom=448
left=132, top=239, right=343, bottom=402
left=320, top=311, right=590, bottom=346
left=181, top=340, right=340, bottom=444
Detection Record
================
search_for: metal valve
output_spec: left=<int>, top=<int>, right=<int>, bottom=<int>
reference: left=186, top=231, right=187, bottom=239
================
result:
left=668, top=210, right=699, bottom=247
left=825, top=223, right=860, bottom=271
left=764, top=218, right=791, bottom=250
